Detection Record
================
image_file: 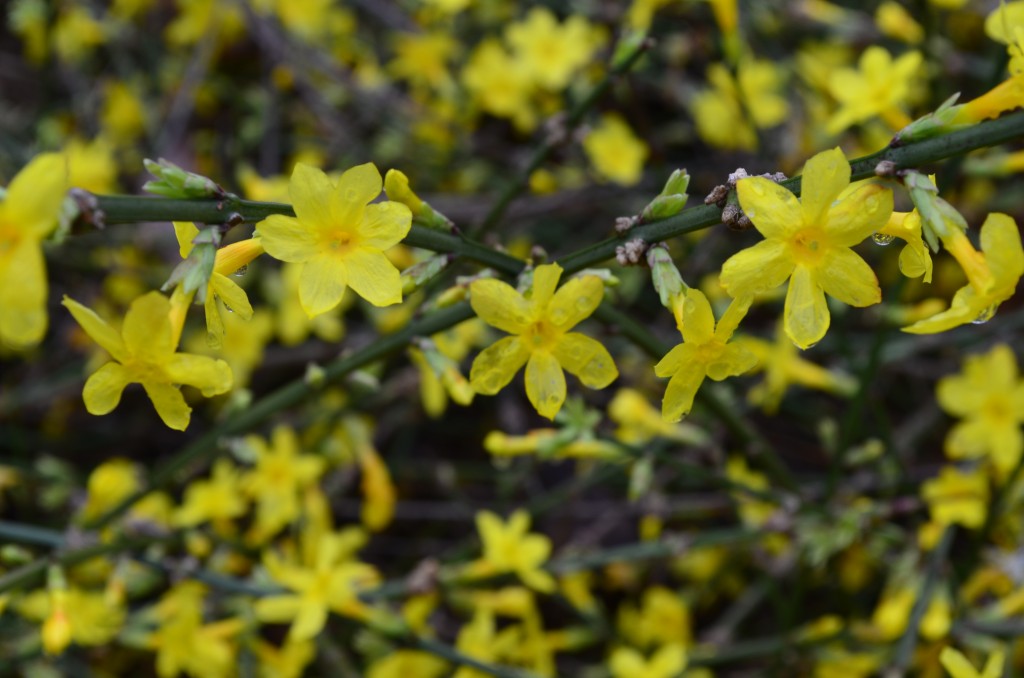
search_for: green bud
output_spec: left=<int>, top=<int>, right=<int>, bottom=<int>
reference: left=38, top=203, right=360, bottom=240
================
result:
left=143, top=158, right=224, bottom=199
left=647, top=246, right=687, bottom=309
left=905, top=171, right=967, bottom=251
left=401, top=254, right=451, bottom=295
left=641, top=194, right=689, bottom=222
left=893, top=93, right=964, bottom=144
left=661, top=168, right=691, bottom=197
left=304, top=363, right=326, bottom=388
left=162, top=225, right=219, bottom=303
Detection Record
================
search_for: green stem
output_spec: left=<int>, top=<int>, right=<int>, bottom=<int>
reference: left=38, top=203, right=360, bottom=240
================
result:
left=469, top=36, right=651, bottom=238
left=87, top=303, right=475, bottom=530
left=0, top=532, right=179, bottom=595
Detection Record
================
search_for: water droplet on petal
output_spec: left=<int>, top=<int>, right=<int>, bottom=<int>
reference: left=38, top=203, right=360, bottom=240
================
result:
left=233, top=264, right=248, bottom=277
left=972, top=305, right=997, bottom=324
left=746, top=210, right=756, bottom=219
left=574, top=297, right=591, bottom=311
left=549, top=308, right=569, bottom=325
left=872, top=233, right=895, bottom=246
left=750, top=183, right=765, bottom=196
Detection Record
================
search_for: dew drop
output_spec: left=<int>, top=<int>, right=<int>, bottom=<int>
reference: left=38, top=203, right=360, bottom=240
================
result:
left=746, top=210, right=756, bottom=219
left=750, top=183, right=765, bottom=196
left=872, top=233, right=895, bottom=246
left=972, top=305, right=997, bottom=324
left=549, top=309, right=569, bottom=325
left=233, top=264, right=248, bottom=277
left=574, top=296, right=591, bottom=311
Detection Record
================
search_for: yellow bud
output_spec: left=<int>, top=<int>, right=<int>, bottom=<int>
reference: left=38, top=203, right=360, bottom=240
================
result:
left=41, top=591, right=71, bottom=656
left=384, top=169, right=424, bottom=215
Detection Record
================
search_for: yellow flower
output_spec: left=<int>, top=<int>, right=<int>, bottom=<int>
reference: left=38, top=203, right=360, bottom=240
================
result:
left=936, top=344, right=1024, bottom=477
left=725, top=457, right=778, bottom=527
left=174, top=459, right=247, bottom=527
left=0, top=153, right=67, bottom=348
left=389, top=31, right=457, bottom=90
left=367, top=650, right=449, bottom=678
left=359, top=448, right=396, bottom=532
left=738, top=58, right=790, bottom=129
left=147, top=582, right=243, bottom=678
left=826, top=46, right=922, bottom=134
left=608, top=388, right=709, bottom=446
left=939, top=646, right=1005, bottom=678
left=243, top=425, right=325, bottom=542
left=609, top=643, right=687, bottom=678
left=19, top=587, right=126, bottom=655
left=255, top=531, right=380, bottom=641
left=617, top=587, right=691, bottom=650
left=875, top=2, right=925, bottom=44
left=656, top=290, right=757, bottom=421
left=173, top=223, right=265, bottom=349
left=66, top=137, right=118, bottom=193
left=505, top=8, right=602, bottom=91
left=473, top=509, right=556, bottom=593
left=52, top=6, right=106, bottom=63
left=691, top=63, right=757, bottom=151
left=63, top=291, right=233, bottom=431
left=876, top=209, right=933, bottom=282
left=257, top=162, right=412, bottom=317
left=469, top=263, right=618, bottom=420
left=462, top=38, right=537, bottom=131
left=921, top=465, right=989, bottom=529
left=582, top=114, right=649, bottom=187
left=78, top=458, right=140, bottom=524
left=720, top=147, right=892, bottom=348
left=733, top=321, right=857, bottom=414
left=252, top=638, right=317, bottom=678
left=101, top=81, right=147, bottom=145
left=903, top=214, right=1024, bottom=333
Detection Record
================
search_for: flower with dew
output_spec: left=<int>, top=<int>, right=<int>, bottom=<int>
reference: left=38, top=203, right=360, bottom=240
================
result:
left=257, top=162, right=412, bottom=317
left=469, top=262, right=618, bottom=420
left=471, top=510, right=556, bottom=593
left=63, top=291, right=233, bottom=431
left=874, top=208, right=933, bottom=282
left=655, top=288, right=758, bottom=422
left=903, top=214, right=1024, bottom=334
left=936, top=344, right=1024, bottom=478
left=719, top=147, right=892, bottom=349
left=0, top=153, right=67, bottom=348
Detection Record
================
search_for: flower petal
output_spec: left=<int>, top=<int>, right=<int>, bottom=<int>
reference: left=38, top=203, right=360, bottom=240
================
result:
left=662, top=364, right=707, bottom=422
left=142, top=382, right=191, bottom=431
left=470, top=336, right=529, bottom=394
left=123, top=292, right=174, bottom=361
left=707, top=344, right=758, bottom=381
left=736, top=177, right=802, bottom=239
left=299, top=254, right=348, bottom=318
left=61, top=296, right=127, bottom=361
left=289, top=163, right=335, bottom=231
left=681, top=288, right=716, bottom=345
left=469, top=279, right=531, bottom=334
left=358, top=202, right=411, bottom=250
left=173, top=221, right=199, bottom=259
left=784, top=266, right=829, bottom=349
left=981, top=213, right=1024, bottom=284
left=824, top=183, right=893, bottom=247
left=815, top=248, right=881, bottom=307
left=720, top=239, right=795, bottom=297
left=715, top=294, right=754, bottom=342
left=552, top=333, right=617, bottom=388
left=165, top=354, right=233, bottom=396
left=801, top=147, right=850, bottom=227
left=5, top=153, right=67, bottom=238
left=0, top=239, right=48, bottom=348
left=254, top=595, right=302, bottom=623
left=289, top=602, right=328, bottom=641
left=525, top=350, right=566, bottom=420
left=82, top=363, right=131, bottom=415
left=258, top=214, right=319, bottom=263
left=345, top=248, right=402, bottom=307
left=655, top=342, right=698, bottom=379
left=902, top=285, right=976, bottom=334
left=530, top=263, right=562, bottom=307
left=330, top=163, right=381, bottom=228
left=210, top=274, right=253, bottom=320
left=547, top=274, right=604, bottom=332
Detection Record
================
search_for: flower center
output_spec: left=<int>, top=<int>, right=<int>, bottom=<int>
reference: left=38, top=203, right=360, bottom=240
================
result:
left=525, top=319, right=559, bottom=351
left=983, top=395, right=1014, bottom=425
left=328, top=231, right=357, bottom=254
left=789, top=228, right=826, bottom=265
left=0, top=223, right=19, bottom=258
